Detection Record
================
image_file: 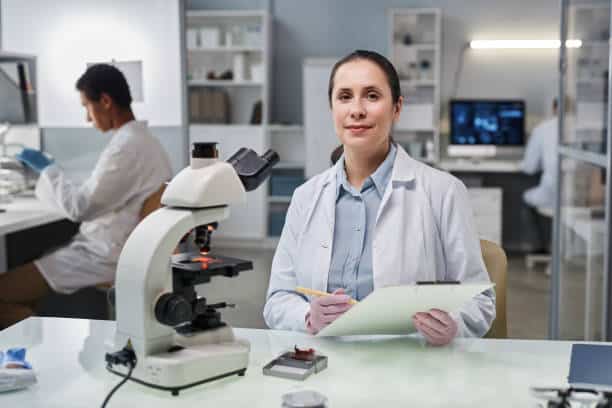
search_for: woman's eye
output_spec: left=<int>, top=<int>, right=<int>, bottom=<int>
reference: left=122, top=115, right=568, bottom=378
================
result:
left=367, top=93, right=379, bottom=101
left=338, top=93, right=351, bottom=101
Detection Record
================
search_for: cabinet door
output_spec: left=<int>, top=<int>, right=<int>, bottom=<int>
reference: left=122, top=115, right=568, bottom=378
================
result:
left=190, top=125, right=267, bottom=239
left=304, top=59, right=338, bottom=178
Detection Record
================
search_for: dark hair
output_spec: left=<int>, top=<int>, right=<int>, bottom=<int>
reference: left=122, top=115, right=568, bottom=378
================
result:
left=76, top=64, right=132, bottom=109
left=328, top=50, right=401, bottom=164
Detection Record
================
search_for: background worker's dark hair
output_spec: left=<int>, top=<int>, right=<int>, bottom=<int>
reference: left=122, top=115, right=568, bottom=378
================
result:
left=76, top=64, right=132, bottom=109
left=328, top=50, right=401, bottom=165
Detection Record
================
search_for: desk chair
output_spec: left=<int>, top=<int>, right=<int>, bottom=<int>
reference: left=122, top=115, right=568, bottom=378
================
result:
left=35, top=185, right=167, bottom=320
left=525, top=206, right=553, bottom=275
left=481, top=239, right=508, bottom=339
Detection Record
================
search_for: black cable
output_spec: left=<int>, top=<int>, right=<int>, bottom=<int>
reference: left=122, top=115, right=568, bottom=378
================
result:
left=101, top=362, right=134, bottom=408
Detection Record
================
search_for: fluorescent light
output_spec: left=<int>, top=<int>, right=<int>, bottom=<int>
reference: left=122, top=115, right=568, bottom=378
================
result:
left=469, top=40, right=582, bottom=49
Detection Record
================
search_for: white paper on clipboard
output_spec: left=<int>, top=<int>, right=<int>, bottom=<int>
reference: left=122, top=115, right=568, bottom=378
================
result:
left=316, top=283, right=494, bottom=337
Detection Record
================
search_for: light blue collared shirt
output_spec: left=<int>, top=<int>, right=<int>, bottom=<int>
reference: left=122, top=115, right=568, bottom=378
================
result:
left=327, top=143, right=397, bottom=300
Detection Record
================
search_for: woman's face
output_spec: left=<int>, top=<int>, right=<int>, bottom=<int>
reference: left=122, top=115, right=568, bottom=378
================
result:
left=330, top=59, right=402, bottom=154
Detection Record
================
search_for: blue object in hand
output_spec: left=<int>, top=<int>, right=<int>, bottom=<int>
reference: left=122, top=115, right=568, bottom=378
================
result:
left=15, top=148, right=53, bottom=173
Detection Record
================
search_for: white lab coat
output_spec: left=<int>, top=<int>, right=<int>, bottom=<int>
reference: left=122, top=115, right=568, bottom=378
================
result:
left=34, top=120, right=172, bottom=294
left=264, top=145, right=496, bottom=337
left=521, top=117, right=558, bottom=209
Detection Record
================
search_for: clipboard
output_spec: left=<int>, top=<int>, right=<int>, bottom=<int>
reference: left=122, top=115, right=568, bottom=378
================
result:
left=316, top=283, right=494, bottom=337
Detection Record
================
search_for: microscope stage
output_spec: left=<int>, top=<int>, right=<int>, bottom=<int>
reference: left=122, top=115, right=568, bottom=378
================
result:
left=171, top=252, right=253, bottom=282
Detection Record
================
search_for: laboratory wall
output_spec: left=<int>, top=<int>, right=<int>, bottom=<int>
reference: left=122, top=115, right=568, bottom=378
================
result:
left=1, top=0, right=183, bottom=128
left=189, top=0, right=561, bottom=129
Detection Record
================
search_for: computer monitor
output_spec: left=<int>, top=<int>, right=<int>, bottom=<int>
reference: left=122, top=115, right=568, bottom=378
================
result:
left=448, top=99, right=525, bottom=158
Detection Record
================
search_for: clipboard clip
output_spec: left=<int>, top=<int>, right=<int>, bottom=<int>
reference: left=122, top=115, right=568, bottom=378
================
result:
left=416, top=280, right=460, bottom=285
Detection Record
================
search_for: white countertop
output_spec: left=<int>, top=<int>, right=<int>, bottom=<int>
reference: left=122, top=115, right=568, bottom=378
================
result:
left=0, top=317, right=581, bottom=407
left=0, top=194, right=65, bottom=236
left=438, top=159, right=523, bottom=173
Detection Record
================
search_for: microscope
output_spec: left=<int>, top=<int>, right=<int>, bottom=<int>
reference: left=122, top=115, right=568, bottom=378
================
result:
left=108, top=142, right=278, bottom=395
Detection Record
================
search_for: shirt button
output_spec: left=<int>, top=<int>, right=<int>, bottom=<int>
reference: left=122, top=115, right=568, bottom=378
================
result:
left=356, top=226, right=361, bottom=231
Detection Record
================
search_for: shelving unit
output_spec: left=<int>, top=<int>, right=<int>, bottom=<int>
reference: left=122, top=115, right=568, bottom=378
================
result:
left=185, top=9, right=269, bottom=125
left=566, top=3, right=609, bottom=149
left=184, top=8, right=271, bottom=240
left=388, top=8, right=441, bottom=163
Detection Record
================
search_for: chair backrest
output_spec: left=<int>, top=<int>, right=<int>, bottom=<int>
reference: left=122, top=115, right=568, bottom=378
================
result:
left=480, top=239, right=508, bottom=339
left=140, top=184, right=166, bottom=221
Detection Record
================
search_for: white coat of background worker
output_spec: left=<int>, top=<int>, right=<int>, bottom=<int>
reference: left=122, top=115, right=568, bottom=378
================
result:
left=521, top=98, right=560, bottom=210
left=264, top=50, right=495, bottom=346
left=0, top=64, right=172, bottom=329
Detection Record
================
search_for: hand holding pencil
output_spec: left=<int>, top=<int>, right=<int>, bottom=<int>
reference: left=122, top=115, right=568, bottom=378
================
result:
left=296, top=287, right=358, bottom=305
left=299, top=287, right=356, bottom=335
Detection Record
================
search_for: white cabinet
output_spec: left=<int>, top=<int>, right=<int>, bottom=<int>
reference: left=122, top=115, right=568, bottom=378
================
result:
left=468, top=188, right=502, bottom=245
left=303, top=58, right=337, bottom=178
left=388, top=8, right=441, bottom=164
left=190, top=125, right=267, bottom=239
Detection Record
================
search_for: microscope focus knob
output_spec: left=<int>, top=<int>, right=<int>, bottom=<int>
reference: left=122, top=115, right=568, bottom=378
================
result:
left=154, top=293, right=193, bottom=327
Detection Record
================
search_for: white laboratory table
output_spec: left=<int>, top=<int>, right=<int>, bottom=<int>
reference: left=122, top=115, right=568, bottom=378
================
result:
left=0, top=317, right=580, bottom=407
left=0, top=195, right=65, bottom=272
left=438, top=159, right=522, bottom=173
left=0, top=195, right=64, bottom=235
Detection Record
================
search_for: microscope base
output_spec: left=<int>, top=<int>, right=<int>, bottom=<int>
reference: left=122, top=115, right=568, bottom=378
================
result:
left=109, top=339, right=250, bottom=396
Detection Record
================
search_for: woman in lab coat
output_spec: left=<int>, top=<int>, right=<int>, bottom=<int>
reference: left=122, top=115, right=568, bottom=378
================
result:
left=0, top=64, right=172, bottom=329
left=263, top=50, right=495, bottom=345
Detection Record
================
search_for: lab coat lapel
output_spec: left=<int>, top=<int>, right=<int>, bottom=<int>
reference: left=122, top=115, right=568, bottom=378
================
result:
left=373, top=146, right=416, bottom=288
left=375, top=146, right=415, bottom=224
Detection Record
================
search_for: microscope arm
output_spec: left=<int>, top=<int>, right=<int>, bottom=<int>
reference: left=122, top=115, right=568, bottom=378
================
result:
left=114, top=205, right=230, bottom=357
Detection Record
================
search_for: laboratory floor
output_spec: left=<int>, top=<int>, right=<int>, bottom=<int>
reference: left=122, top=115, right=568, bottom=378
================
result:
left=506, top=255, right=550, bottom=339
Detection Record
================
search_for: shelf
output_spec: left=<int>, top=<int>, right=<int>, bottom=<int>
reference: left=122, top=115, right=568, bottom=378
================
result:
left=268, top=195, right=292, bottom=204
left=273, top=161, right=305, bottom=170
left=394, top=43, right=438, bottom=51
left=188, top=79, right=263, bottom=87
left=188, top=46, right=263, bottom=53
left=400, top=79, right=436, bottom=87
left=0, top=51, right=36, bottom=62
left=268, top=124, right=303, bottom=132
left=187, top=10, right=267, bottom=18
left=190, top=124, right=263, bottom=131
left=578, top=40, right=610, bottom=48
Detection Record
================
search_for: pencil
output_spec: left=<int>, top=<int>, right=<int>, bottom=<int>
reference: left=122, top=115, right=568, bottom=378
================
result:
left=295, top=287, right=358, bottom=305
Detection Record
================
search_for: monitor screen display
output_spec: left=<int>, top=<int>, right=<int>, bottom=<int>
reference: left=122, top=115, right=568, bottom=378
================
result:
left=450, top=100, right=525, bottom=146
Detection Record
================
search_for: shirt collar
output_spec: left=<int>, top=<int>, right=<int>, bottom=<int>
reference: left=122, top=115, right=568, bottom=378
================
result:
left=335, top=143, right=397, bottom=199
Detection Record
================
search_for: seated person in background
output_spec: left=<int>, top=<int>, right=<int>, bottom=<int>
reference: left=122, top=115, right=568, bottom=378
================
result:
left=0, top=64, right=172, bottom=329
left=263, top=50, right=495, bottom=345
left=520, top=98, right=559, bottom=252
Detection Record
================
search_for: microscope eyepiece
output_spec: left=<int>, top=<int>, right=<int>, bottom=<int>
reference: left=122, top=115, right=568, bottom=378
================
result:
left=226, top=148, right=280, bottom=192
left=192, top=142, right=219, bottom=159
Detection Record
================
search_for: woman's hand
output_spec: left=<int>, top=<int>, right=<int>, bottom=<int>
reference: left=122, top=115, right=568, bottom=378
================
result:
left=412, top=308, right=458, bottom=346
left=306, top=288, right=353, bottom=335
